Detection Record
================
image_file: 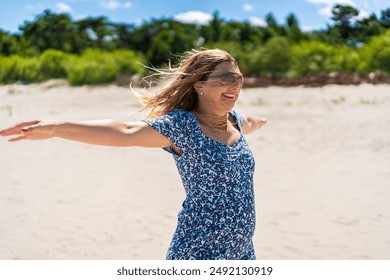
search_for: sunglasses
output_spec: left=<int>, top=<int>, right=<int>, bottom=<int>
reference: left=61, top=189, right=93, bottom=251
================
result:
left=204, top=72, right=244, bottom=87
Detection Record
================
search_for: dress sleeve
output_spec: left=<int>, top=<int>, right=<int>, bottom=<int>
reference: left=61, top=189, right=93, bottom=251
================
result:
left=142, top=110, right=188, bottom=155
left=230, top=110, right=244, bottom=132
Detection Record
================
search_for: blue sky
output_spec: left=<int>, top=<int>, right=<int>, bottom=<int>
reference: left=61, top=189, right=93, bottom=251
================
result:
left=0, top=0, right=388, bottom=33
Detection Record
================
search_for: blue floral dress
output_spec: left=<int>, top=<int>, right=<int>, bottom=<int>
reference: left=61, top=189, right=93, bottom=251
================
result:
left=144, top=109, right=256, bottom=260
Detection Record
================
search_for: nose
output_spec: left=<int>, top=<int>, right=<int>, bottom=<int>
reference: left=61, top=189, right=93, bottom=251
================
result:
left=228, top=84, right=241, bottom=91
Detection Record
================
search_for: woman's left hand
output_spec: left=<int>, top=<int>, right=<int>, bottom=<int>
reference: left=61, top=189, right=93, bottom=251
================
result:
left=242, top=116, right=267, bottom=135
left=0, top=120, right=57, bottom=142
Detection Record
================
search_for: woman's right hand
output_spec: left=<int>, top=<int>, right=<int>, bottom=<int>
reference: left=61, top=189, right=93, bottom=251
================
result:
left=0, top=120, right=57, bottom=142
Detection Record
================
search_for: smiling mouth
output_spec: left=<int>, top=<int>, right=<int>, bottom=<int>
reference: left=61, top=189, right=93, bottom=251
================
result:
left=222, top=93, right=235, bottom=100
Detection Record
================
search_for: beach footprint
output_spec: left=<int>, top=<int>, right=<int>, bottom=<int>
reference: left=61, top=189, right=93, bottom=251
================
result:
left=333, top=216, right=360, bottom=226
left=0, top=105, right=13, bottom=117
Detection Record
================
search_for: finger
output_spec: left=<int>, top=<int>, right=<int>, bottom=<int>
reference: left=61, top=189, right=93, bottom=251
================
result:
left=8, top=133, right=27, bottom=142
left=0, top=124, right=26, bottom=136
left=0, top=121, right=40, bottom=136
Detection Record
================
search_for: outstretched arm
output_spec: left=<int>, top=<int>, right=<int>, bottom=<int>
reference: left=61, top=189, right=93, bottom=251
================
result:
left=0, top=120, right=171, bottom=148
left=242, top=116, right=267, bottom=135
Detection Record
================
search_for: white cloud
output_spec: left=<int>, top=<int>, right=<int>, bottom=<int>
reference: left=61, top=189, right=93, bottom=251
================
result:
left=356, top=9, right=370, bottom=20
left=101, top=0, right=132, bottom=10
left=243, top=4, right=254, bottom=12
left=123, top=1, right=132, bottom=8
left=102, top=0, right=119, bottom=10
left=26, top=4, right=43, bottom=11
left=302, top=25, right=316, bottom=32
left=319, top=6, right=333, bottom=16
left=56, top=2, right=72, bottom=12
left=249, top=16, right=266, bottom=27
left=174, top=11, right=213, bottom=25
left=75, top=14, right=87, bottom=20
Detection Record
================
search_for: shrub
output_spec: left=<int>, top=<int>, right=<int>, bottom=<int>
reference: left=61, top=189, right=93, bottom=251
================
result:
left=65, top=55, right=119, bottom=86
left=262, top=37, right=291, bottom=78
left=332, top=47, right=361, bottom=72
left=290, top=40, right=336, bottom=76
left=0, top=55, right=43, bottom=83
left=359, top=30, right=390, bottom=73
left=65, top=49, right=146, bottom=85
left=39, top=49, right=70, bottom=79
left=111, top=49, right=146, bottom=75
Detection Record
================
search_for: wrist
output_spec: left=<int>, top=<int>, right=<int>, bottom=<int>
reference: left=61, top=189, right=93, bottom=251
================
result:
left=52, top=121, right=66, bottom=137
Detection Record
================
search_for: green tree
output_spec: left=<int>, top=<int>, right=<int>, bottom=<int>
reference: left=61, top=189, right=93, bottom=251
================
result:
left=76, top=16, right=117, bottom=50
left=380, top=8, right=390, bottom=28
left=356, top=13, right=384, bottom=43
left=331, top=4, right=359, bottom=45
left=146, top=20, right=198, bottom=66
left=0, top=30, right=20, bottom=55
left=112, top=23, right=137, bottom=49
left=220, top=21, right=266, bottom=45
left=20, top=10, right=81, bottom=53
left=265, top=13, right=286, bottom=37
left=285, top=13, right=304, bottom=42
left=200, top=11, right=224, bottom=43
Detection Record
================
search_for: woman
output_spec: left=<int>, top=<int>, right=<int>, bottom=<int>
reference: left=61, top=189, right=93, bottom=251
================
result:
left=0, top=49, right=266, bottom=260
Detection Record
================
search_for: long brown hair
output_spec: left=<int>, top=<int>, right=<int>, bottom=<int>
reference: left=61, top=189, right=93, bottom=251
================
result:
left=134, top=49, right=238, bottom=119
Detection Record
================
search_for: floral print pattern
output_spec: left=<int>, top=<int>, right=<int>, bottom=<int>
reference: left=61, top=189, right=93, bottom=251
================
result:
left=144, top=109, right=256, bottom=260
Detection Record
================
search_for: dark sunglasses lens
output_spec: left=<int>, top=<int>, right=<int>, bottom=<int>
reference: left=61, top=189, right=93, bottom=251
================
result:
left=206, top=72, right=243, bottom=87
left=221, top=75, right=243, bottom=85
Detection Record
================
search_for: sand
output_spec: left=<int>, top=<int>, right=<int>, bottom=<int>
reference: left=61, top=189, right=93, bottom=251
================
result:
left=0, top=80, right=389, bottom=259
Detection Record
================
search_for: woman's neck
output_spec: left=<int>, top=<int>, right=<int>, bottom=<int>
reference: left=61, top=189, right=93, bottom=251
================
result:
left=194, top=103, right=230, bottom=116
left=193, top=108, right=230, bottom=131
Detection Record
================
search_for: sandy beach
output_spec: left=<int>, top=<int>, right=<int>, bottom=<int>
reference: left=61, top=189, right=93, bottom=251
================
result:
left=0, top=80, right=389, bottom=259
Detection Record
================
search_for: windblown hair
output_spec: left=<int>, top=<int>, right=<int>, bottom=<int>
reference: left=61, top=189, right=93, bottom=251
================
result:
left=134, top=49, right=238, bottom=119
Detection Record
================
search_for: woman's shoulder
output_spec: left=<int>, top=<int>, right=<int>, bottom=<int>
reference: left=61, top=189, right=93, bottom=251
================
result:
left=156, top=109, right=194, bottom=127
left=167, top=109, right=193, bottom=119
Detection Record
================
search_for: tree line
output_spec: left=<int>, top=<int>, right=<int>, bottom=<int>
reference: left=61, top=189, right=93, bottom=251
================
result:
left=0, top=4, right=389, bottom=85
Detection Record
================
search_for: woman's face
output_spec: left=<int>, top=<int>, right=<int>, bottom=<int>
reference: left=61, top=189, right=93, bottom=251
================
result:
left=195, top=61, right=243, bottom=113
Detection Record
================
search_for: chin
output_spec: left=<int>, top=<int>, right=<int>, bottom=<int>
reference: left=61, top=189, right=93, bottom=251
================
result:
left=221, top=101, right=236, bottom=111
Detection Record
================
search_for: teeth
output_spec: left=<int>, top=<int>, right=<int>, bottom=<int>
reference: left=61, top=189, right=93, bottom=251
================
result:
left=223, top=94, right=234, bottom=98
